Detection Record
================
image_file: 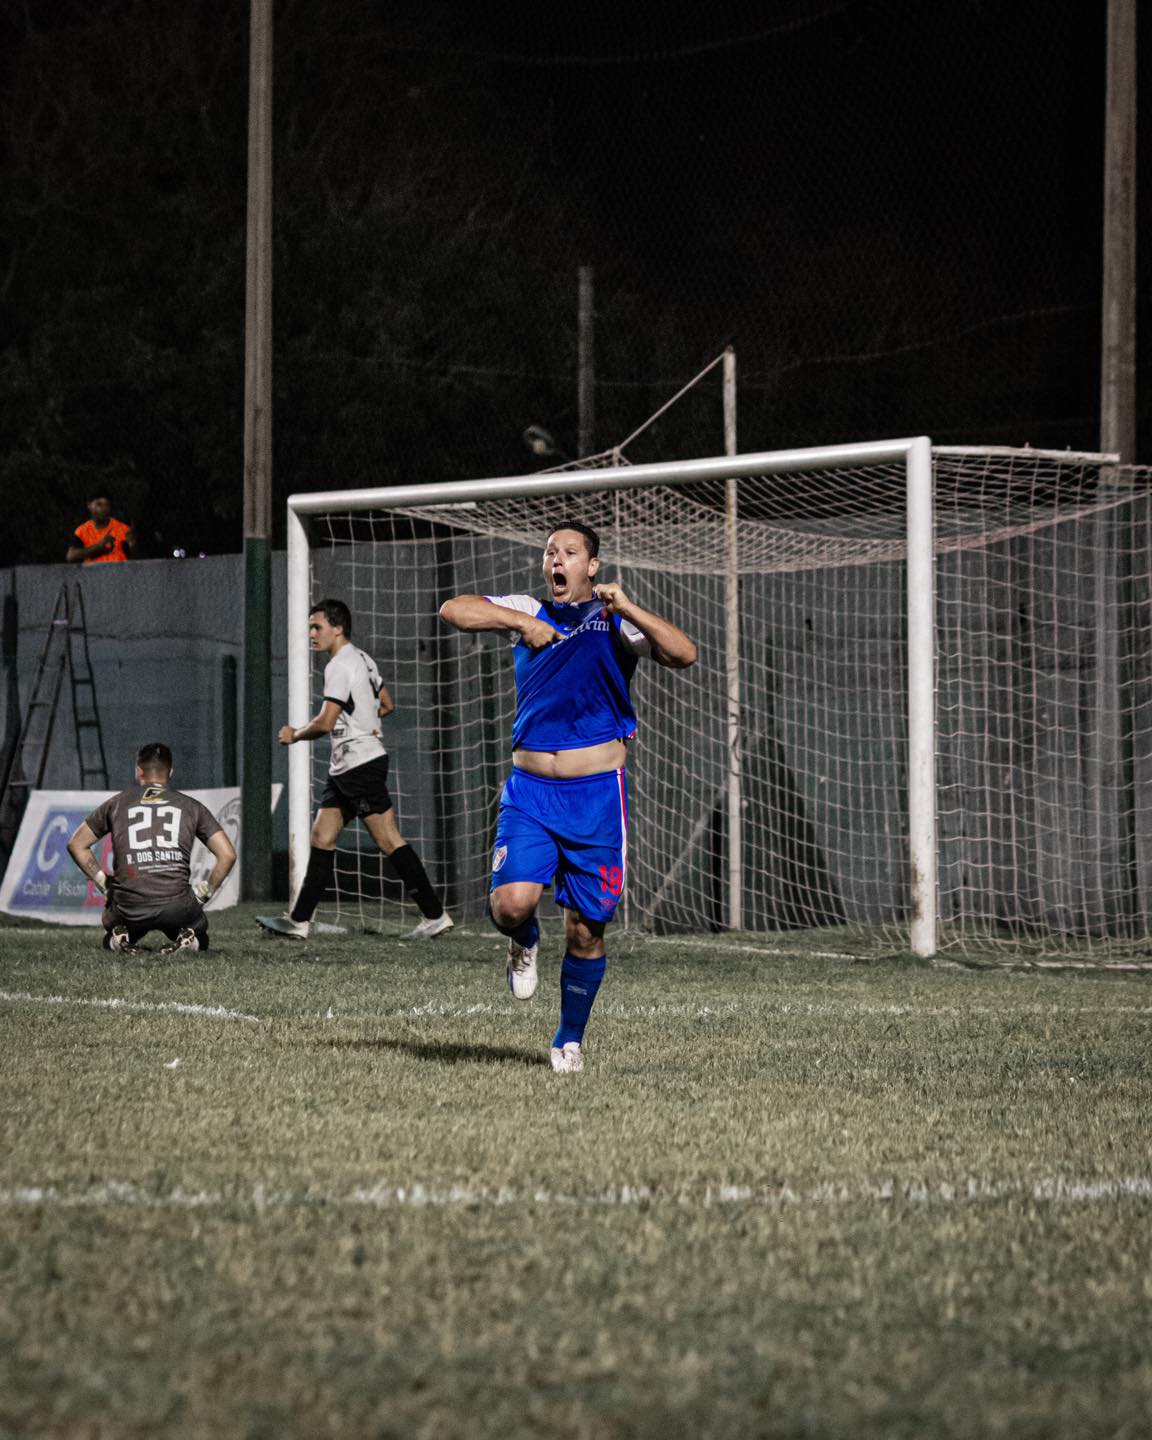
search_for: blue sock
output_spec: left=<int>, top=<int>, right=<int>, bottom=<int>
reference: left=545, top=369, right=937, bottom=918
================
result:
left=490, top=909, right=539, bottom=951
left=552, top=952, right=607, bottom=1049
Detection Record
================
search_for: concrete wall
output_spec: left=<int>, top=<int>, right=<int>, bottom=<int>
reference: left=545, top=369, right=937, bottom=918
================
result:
left=6, top=514, right=1152, bottom=941
left=1, top=555, right=290, bottom=850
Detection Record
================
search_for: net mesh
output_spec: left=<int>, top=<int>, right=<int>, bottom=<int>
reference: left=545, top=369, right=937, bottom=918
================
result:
left=303, top=448, right=1152, bottom=958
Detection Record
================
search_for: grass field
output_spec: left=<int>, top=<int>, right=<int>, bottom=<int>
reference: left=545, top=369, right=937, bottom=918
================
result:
left=1, top=905, right=1150, bottom=1439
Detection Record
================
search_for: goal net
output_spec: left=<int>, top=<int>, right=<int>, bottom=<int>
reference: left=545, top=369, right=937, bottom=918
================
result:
left=287, top=443, right=1152, bottom=961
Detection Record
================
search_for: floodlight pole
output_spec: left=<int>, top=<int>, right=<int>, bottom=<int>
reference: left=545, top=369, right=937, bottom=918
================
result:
left=723, top=348, right=743, bottom=931
left=1093, top=0, right=1139, bottom=932
left=241, top=0, right=273, bottom=900
left=577, top=266, right=595, bottom=457
left=1100, top=0, right=1137, bottom=463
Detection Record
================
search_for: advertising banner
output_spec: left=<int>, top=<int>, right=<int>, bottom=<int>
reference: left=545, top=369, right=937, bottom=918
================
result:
left=0, top=786, right=281, bottom=925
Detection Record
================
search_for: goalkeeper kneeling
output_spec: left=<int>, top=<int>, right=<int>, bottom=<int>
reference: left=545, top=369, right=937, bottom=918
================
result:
left=66, top=741, right=237, bottom=957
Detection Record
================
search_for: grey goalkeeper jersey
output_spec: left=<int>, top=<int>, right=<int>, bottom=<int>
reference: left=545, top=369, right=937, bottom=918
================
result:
left=84, top=784, right=222, bottom=920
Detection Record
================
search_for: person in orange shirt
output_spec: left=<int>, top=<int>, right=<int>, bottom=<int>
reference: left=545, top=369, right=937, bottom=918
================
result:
left=66, top=494, right=136, bottom=564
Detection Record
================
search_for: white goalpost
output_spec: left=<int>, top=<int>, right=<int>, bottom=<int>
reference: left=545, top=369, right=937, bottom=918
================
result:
left=285, top=439, right=1152, bottom=962
left=287, top=438, right=939, bottom=952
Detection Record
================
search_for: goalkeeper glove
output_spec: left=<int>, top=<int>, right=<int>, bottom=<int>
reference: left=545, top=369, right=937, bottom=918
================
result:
left=93, top=869, right=108, bottom=895
left=193, top=880, right=213, bottom=904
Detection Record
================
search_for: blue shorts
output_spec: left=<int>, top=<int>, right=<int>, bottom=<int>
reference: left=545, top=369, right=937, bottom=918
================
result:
left=490, top=767, right=630, bottom=923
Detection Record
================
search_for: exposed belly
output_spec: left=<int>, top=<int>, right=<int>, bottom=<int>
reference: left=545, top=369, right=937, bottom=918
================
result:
left=512, top=737, right=628, bottom=778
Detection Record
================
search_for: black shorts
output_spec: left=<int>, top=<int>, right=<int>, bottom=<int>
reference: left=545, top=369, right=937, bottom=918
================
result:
left=104, top=892, right=207, bottom=945
left=317, top=755, right=393, bottom=821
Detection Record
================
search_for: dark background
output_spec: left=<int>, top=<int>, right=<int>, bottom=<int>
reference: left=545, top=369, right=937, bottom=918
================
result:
left=2, top=0, right=1147, bottom=563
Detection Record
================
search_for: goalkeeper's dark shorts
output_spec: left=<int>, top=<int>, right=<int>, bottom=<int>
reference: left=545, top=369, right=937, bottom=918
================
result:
left=102, top=892, right=208, bottom=949
left=317, top=755, right=393, bottom=821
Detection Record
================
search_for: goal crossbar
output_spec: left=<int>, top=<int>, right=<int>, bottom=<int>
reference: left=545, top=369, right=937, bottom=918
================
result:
left=286, top=437, right=938, bottom=954
left=286, top=438, right=931, bottom=515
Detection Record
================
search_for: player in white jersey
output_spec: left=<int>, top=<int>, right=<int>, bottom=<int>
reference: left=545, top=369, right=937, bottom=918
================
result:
left=257, top=598, right=452, bottom=941
left=440, top=523, right=696, bottom=1072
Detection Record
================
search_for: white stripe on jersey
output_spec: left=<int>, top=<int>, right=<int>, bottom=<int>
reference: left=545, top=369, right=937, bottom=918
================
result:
left=484, top=594, right=651, bottom=655
left=322, top=644, right=388, bottom=776
left=616, top=768, right=629, bottom=884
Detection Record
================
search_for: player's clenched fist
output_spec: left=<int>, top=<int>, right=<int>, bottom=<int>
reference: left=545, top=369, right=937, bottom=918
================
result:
left=593, top=582, right=630, bottom=616
left=518, top=616, right=561, bottom=649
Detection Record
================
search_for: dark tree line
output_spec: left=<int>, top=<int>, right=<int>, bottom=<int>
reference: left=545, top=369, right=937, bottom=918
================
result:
left=1, top=1, right=1139, bottom=565
left=2, top=0, right=598, bottom=561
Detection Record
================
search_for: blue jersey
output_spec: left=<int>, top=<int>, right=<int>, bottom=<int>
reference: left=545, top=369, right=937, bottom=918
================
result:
left=485, top=594, right=651, bottom=752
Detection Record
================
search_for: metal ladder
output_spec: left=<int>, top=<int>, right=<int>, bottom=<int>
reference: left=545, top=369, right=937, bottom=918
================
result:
left=67, top=586, right=109, bottom=790
left=0, top=584, right=109, bottom=868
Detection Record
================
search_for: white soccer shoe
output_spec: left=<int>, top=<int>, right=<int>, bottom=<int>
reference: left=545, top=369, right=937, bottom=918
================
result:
left=107, top=926, right=139, bottom=956
left=506, top=940, right=539, bottom=1000
left=404, top=912, right=455, bottom=940
left=256, top=913, right=310, bottom=940
left=159, top=927, right=201, bottom=956
left=549, top=1042, right=584, bottom=1074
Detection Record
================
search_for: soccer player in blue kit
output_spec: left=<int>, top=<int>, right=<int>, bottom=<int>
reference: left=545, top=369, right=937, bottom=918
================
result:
left=439, top=523, right=697, bottom=1072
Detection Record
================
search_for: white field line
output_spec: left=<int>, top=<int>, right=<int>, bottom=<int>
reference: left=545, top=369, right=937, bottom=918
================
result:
left=729, top=1000, right=1152, bottom=1019
left=0, top=990, right=260, bottom=1023
left=400, top=1000, right=747, bottom=1019
left=1013, top=959, right=1152, bottom=971
left=398, top=999, right=1152, bottom=1020
left=631, top=937, right=1152, bottom=968
left=628, top=935, right=859, bottom=959
left=1, top=1175, right=1149, bottom=1213
left=604, top=1000, right=1152, bottom=1019
left=2, top=990, right=1146, bottom=1029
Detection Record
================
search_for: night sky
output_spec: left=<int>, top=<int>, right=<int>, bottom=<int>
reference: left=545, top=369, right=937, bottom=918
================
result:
left=1, top=0, right=1145, bottom=562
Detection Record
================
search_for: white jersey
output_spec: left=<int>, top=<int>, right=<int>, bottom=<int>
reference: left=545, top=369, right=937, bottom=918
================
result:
left=322, top=644, right=388, bottom=775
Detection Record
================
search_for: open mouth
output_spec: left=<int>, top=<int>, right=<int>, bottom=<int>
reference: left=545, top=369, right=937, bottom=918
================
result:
left=551, top=570, right=568, bottom=593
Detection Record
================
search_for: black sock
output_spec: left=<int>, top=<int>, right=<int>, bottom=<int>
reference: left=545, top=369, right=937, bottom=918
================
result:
left=291, top=847, right=336, bottom=922
left=489, top=911, right=540, bottom=950
left=389, top=844, right=444, bottom=919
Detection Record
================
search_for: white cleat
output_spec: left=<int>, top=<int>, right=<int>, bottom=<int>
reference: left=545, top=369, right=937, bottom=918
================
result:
left=404, top=912, right=454, bottom=940
left=106, top=926, right=139, bottom=956
left=256, top=913, right=310, bottom=940
left=550, top=1042, right=584, bottom=1074
left=158, top=927, right=201, bottom=956
left=506, top=940, right=539, bottom=1000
